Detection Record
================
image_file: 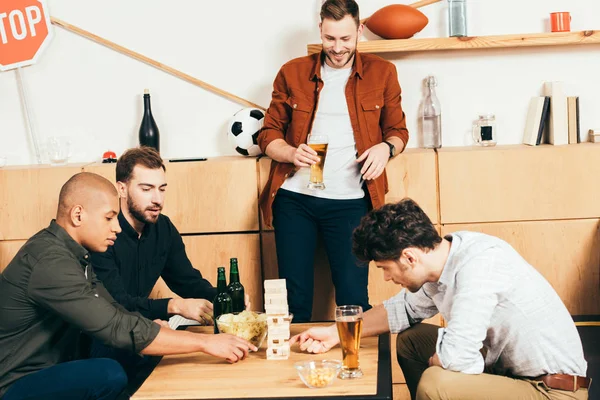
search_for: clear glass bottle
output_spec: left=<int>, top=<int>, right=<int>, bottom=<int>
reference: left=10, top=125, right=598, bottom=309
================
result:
left=448, top=0, right=467, bottom=37
left=422, top=76, right=442, bottom=149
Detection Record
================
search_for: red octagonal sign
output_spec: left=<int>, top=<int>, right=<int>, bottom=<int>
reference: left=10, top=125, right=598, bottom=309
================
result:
left=0, top=0, right=52, bottom=71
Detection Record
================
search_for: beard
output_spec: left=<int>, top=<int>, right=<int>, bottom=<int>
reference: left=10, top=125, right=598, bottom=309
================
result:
left=127, top=195, right=161, bottom=225
left=324, top=42, right=357, bottom=69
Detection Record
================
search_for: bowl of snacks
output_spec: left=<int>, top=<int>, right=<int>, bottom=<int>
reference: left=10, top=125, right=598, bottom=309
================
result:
left=216, top=310, right=268, bottom=349
left=294, top=360, right=342, bottom=389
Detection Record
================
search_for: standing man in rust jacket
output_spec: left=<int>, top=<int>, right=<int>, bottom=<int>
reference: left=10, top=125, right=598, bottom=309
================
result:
left=258, top=0, right=409, bottom=322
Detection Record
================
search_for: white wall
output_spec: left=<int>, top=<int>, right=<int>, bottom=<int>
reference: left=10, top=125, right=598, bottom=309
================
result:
left=1, top=0, right=599, bottom=166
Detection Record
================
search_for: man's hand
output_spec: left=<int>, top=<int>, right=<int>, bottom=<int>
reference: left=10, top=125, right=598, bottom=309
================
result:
left=244, top=294, right=251, bottom=310
left=356, top=142, right=391, bottom=180
left=289, top=325, right=339, bottom=354
left=200, top=333, right=257, bottom=363
left=153, top=319, right=171, bottom=329
left=428, top=352, right=443, bottom=368
left=169, top=298, right=214, bottom=325
left=289, top=144, right=320, bottom=168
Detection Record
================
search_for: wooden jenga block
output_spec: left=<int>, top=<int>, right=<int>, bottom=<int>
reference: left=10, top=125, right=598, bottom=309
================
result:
left=265, top=287, right=287, bottom=295
left=267, top=314, right=293, bottom=326
left=264, top=294, right=288, bottom=306
left=264, top=279, right=286, bottom=289
left=266, top=343, right=290, bottom=360
left=265, top=304, right=289, bottom=315
left=268, top=336, right=289, bottom=347
left=268, top=325, right=290, bottom=338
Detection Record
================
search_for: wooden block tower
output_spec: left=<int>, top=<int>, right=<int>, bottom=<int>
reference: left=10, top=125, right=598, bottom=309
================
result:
left=264, top=279, right=292, bottom=360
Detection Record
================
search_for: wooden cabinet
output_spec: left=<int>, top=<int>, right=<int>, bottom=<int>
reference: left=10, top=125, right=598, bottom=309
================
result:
left=181, top=234, right=263, bottom=311
left=0, top=240, right=26, bottom=272
left=442, top=219, right=600, bottom=315
left=84, top=157, right=260, bottom=234
left=1, top=146, right=597, bottom=324
left=0, top=164, right=88, bottom=240
left=438, top=144, right=600, bottom=224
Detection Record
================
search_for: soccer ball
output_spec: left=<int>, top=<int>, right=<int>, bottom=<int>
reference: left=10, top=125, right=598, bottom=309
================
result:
left=227, top=108, right=264, bottom=156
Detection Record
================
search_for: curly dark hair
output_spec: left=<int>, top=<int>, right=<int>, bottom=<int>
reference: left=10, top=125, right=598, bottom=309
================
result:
left=352, top=198, right=442, bottom=262
left=116, top=146, right=166, bottom=183
left=320, top=0, right=360, bottom=27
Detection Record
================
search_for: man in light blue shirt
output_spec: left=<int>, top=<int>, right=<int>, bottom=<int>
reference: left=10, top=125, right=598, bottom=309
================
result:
left=291, top=198, right=589, bottom=400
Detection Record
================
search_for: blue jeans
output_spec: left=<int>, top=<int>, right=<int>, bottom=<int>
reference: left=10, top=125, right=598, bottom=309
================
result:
left=3, top=358, right=127, bottom=400
left=273, top=189, right=372, bottom=322
left=89, top=340, right=153, bottom=382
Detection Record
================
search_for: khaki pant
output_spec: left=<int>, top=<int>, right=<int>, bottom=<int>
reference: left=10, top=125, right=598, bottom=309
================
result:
left=396, top=323, right=588, bottom=400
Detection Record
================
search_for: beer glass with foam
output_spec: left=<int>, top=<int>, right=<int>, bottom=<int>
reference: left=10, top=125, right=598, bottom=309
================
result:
left=335, top=305, right=363, bottom=379
left=307, top=134, right=328, bottom=190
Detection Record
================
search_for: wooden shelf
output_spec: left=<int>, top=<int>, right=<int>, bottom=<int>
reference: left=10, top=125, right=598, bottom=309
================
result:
left=307, top=30, right=600, bottom=55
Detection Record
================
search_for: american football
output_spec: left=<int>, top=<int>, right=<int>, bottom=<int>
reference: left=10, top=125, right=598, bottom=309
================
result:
left=364, top=4, right=429, bottom=40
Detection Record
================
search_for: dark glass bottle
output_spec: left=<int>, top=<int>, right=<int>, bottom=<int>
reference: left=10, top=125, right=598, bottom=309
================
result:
left=213, top=266, right=232, bottom=334
left=139, top=89, right=160, bottom=152
left=227, top=258, right=245, bottom=313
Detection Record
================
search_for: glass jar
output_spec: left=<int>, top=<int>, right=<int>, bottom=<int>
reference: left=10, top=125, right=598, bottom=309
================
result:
left=448, top=0, right=467, bottom=37
left=472, top=114, right=497, bottom=146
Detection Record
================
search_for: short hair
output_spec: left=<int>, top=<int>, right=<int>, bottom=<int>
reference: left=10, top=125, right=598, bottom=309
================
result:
left=116, top=146, right=166, bottom=183
left=57, top=172, right=117, bottom=218
left=320, top=0, right=360, bottom=27
left=352, top=198, right=442, bottom=262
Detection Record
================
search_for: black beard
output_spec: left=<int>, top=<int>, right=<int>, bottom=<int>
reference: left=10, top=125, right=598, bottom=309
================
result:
left=127, top=195, right=160, bottom=225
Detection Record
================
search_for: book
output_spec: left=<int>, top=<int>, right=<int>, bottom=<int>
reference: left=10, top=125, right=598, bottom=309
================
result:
left=543, top=81, right=569, bottom=145
left=537, top=97, right=551, bottom=145
left=523, top=96, right=550, bottom=146
left=567, top=96, right=580, bottom=144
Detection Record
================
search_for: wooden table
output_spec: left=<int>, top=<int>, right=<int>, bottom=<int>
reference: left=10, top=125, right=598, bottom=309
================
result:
left=131, top=323, right=392, bottom=400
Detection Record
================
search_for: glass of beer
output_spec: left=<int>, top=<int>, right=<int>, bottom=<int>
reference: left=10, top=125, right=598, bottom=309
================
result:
left=335, top=305, right=363, bottom=379
left=307, top=134, right=328, bottom=190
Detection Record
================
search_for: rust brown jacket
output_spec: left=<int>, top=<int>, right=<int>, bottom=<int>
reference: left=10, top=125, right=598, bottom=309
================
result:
left=258, top=51, right=409, bottom=227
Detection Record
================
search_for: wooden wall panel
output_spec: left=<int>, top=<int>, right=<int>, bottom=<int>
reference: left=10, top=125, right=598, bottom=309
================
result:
left=438, top=144, right=600, bottom=224
left=0, top=165, right=87, bottom=240
left=82, top=163, right=115, bottom=183
left=85, top=157, right=260, bottom=233
left=257, top=157, right=273, bottom=231
left=441, top=219, right=600, bottom=315
left=181, top=234, right=263, bottom=312
left=385, top=148, right=438, bottom=223
left=0, top=240, right=26, bottom=272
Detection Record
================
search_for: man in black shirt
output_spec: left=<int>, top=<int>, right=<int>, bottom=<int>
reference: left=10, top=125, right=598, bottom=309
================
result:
left=0, top=173, right=255, bottom=399
left=90, top=147, right=250, bottom=374
left=91, top=147, right=222, bottom=324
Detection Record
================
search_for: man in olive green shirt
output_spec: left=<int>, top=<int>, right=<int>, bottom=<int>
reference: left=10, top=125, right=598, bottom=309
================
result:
left=0, top=172, right=255, bottom=400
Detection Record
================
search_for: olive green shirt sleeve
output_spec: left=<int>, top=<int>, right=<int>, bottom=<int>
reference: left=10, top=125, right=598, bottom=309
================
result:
left=90, top=264, right=134, bottom=315
left=28, top=253, right=160, bottom=353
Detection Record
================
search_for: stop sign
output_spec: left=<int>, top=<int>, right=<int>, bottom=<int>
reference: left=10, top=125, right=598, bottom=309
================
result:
left=0, top=0, right=52, bottom=71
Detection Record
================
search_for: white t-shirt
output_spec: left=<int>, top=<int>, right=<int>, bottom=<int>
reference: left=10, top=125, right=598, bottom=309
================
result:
left=280, top=63, right=364, bottom=199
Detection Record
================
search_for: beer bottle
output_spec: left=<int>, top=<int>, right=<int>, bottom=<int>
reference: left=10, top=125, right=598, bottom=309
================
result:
left=227, top=258, right=245, bottom=313
left=213, top=266, right=232, bottom=334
